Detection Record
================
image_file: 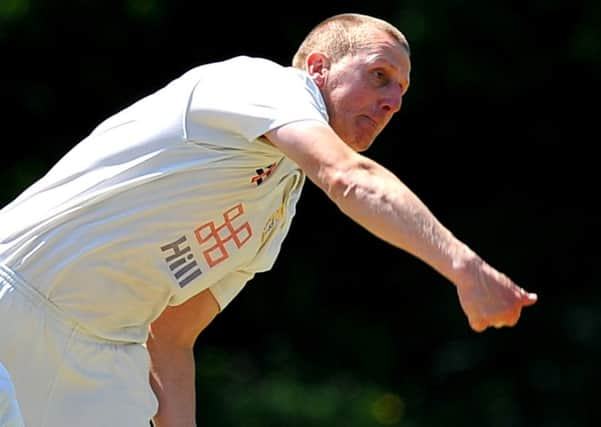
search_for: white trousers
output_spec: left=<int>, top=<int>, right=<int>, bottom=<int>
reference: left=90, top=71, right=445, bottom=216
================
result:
left=0, top=266, right=158, bottom=427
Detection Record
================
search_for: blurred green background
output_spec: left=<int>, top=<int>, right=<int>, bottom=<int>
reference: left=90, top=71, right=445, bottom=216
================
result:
left=2, top=1, right=600, bottom=426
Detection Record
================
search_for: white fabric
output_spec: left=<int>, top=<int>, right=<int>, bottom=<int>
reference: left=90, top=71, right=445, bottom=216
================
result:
left=0, top=273, right=157, bottom=427
left=0, top=359, right=25, bottom=427
left=0, top=55, right=328, bottom=344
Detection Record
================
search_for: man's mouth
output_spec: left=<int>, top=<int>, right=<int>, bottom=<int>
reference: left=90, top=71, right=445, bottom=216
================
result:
left=360, top=115, right=378, bottom=130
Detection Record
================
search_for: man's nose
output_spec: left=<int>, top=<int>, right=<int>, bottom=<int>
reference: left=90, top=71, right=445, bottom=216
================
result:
left=381, top=88, right=402, bottom=113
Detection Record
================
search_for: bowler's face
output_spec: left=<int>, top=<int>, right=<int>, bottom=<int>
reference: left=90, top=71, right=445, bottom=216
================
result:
left=319, top=31, right=411, bottom=152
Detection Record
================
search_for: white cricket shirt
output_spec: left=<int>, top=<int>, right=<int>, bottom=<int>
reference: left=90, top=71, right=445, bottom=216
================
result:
left=0, top=56, right=329, bottom=343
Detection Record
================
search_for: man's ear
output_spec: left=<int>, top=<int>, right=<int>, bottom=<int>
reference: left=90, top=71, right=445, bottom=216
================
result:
left=306, top=53, right=330, bottom=87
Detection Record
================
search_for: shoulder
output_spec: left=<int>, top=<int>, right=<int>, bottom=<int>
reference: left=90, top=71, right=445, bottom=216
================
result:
left=209, top=56, right=313, bottom=88
left=218, top=55, right=285, bottom=72
left=184, top=56, right=285, bottom=77
left=185, top=55, right=321, bottom=103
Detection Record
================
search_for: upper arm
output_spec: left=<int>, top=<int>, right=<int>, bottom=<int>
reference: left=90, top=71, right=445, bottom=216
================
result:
left=265, top=120, right=361, bottom=194
left=148, top=288, right=220, bottom=349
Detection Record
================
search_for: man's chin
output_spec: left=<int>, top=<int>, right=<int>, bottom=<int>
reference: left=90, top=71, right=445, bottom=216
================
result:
left=337, top=130, right=374, bottom=152
left=352, top=138, right=374, bottom=152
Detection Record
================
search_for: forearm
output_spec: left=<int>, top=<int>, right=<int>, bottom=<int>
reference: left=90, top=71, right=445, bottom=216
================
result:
left=326, top=157, right=538, bottom=332
left=326, top=157, right=478, bottom=285
left=146, top=290, right=219, bottom=426
left=266, top=122, right=477, bottom=285
left=148, top=341, right=197, bottom=427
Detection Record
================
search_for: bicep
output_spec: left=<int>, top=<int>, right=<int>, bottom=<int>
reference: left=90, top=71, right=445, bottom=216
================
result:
left=149, top=288, right=220, bottom=349
left=265, top=120, right=359, bottom=193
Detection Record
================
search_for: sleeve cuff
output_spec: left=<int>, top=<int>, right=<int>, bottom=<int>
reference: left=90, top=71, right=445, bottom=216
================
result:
left=209, top=270, right=255, bottom=311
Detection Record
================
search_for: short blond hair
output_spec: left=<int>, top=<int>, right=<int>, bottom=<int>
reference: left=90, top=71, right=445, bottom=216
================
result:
left=292, top=13, right=410, bottom=69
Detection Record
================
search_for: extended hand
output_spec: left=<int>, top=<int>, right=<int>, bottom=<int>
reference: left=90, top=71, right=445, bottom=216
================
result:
left=455, top=260, right=538, bottom=332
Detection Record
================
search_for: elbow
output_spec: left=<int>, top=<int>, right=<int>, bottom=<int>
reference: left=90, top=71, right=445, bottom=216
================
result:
left=320, top=161, right=377, bottom=209
left=147, top=324, right=196, bottom=353
left=324, top=171, right=356, bottom=207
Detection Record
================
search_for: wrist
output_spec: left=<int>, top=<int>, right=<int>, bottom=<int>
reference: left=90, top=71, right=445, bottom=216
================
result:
left=448, top=245, right=481, bottom=288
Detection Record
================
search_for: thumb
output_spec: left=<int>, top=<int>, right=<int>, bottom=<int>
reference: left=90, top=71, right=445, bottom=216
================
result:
left=521, top=291, right=538, bottom=306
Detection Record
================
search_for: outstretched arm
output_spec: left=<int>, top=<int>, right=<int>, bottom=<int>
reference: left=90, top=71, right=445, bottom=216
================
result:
left=265, top=120, right=537, bottom=332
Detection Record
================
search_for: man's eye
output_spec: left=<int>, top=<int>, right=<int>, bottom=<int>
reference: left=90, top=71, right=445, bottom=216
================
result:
left=373, top=70, right=388, bottom=84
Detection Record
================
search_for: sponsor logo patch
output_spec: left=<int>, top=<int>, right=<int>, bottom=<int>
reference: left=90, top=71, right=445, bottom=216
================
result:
left=251, top=163, right=277, bottom=186
left=160, top=236, right=203, bottom=288
left=160, top=203, right=253, bottom=287
left=194, top=203, right=253, bottom=267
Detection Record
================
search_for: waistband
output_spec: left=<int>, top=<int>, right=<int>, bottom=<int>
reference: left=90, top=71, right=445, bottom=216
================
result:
left=0, top=263, right=128, bottom=344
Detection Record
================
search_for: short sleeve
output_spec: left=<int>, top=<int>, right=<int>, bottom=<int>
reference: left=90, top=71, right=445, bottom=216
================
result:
left=185, top=56, right=329, bottom=144
left=208, top=270, right=255, bottom=311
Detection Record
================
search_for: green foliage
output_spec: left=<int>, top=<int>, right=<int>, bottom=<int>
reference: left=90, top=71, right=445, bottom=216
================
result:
left=196, top=347, right=411, bottom=427
left=124, top=0, right=164, bottom=22
left=0, top=0, right=29, bottom=21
